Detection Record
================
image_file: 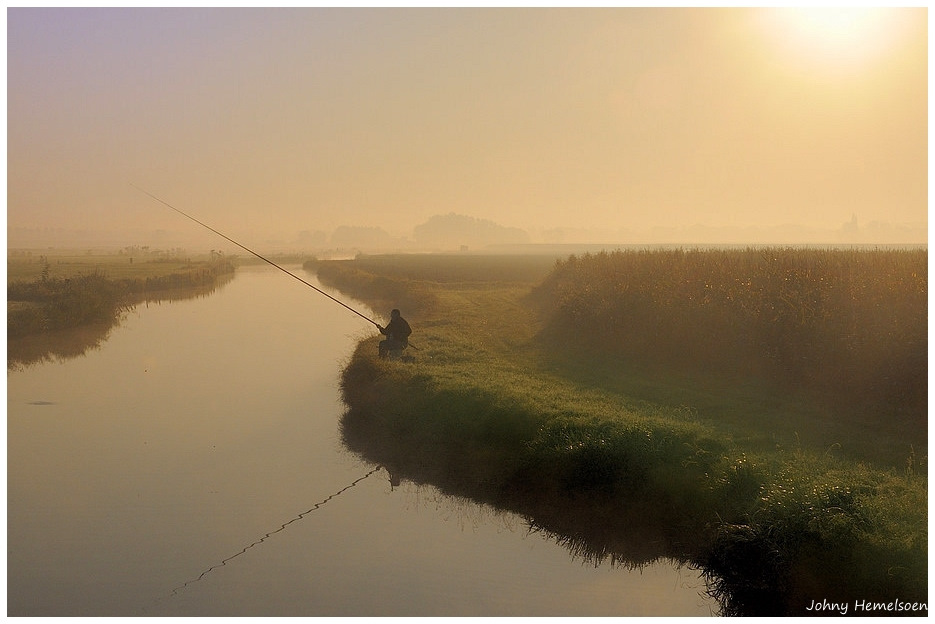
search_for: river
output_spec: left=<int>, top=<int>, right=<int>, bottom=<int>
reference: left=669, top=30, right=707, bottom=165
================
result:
left=7, top=265, right=716, bottom=616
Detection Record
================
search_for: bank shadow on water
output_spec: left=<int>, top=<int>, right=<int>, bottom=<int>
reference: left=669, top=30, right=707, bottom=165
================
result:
left=340, top=400, right=929, bottom=617
left=7, top=321, right=117, bottom=371
left=338, top=406, right=745, bottom=616
left=7, top=278, right=234, bottom=371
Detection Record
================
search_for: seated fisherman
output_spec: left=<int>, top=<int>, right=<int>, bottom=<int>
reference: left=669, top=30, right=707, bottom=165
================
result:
left=377, top=309, right=411, bottom=358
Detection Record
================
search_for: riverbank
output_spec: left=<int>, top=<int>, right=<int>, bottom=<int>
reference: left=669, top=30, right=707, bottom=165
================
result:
left=7, top=251, right=236, bottom=368
left=8, top=252, right=236, bottom=338
left=314, top=252, right=927, bottom=616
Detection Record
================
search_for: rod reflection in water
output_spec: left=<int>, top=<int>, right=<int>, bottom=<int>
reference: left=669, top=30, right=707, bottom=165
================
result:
left=165, top=466, right=384, bottom=599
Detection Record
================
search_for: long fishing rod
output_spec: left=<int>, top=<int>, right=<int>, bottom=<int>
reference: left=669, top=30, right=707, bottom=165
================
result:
left=131, top=184, right=383, bottom=329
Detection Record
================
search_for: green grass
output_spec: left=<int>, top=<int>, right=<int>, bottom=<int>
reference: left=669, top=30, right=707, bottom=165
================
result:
left=316, top=251, right=926, bottom=616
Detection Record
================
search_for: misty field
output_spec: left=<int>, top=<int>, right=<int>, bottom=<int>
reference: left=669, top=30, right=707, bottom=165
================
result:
left=315, top=248, right=927, bottom=616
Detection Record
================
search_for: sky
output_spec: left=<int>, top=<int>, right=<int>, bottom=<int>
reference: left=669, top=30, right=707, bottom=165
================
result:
left=6, top=7, right=929, bottom=249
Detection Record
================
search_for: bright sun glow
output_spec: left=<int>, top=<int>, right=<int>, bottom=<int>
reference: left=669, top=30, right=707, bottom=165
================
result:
left=757, top=7, right=909, bottom=74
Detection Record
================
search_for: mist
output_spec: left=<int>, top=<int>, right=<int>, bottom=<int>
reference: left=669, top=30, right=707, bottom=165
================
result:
left=7, top=8, right=927, bottom=252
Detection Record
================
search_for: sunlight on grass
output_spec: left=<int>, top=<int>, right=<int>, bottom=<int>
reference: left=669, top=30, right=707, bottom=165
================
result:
left=318, top=251, right=926, bottom=615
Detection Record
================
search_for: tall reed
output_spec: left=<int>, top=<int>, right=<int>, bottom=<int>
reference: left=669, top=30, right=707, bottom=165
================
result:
left=529, top=248, right=926, bottom=421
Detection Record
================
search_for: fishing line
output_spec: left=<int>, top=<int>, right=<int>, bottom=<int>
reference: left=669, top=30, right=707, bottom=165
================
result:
left=154, top=465, right=383, bottom=605
left=131, top=184, right=382, bottom=328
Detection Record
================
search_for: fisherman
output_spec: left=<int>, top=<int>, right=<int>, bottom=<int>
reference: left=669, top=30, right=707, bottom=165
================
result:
left=377, top=309, right=412, bottom=358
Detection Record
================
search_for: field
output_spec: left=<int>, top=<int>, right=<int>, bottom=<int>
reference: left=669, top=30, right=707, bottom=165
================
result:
left=531, top=248, right=927, bottom=465
left=8, top=248, right=231, bottom=282
left=313, top=249, right=927, bottom=616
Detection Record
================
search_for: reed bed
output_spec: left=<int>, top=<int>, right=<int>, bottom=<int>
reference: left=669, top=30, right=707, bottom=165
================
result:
left=530, top=248, right=926, bottom=421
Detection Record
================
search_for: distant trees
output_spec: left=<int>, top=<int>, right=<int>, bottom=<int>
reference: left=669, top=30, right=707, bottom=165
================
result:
left=330, top=226, right=395, bottom=249
left=413, top=213, right=529, bottom=249
left=319, top=213, right=530, bottom=251
left=295, top=229, right=328, bottom=248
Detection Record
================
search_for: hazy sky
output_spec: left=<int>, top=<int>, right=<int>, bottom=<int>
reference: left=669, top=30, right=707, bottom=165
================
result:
left=7, top=7, right=928, bottom=247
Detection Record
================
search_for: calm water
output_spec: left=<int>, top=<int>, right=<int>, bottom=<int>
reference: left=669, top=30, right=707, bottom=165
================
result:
left=8, top=265, right=716, bottom=616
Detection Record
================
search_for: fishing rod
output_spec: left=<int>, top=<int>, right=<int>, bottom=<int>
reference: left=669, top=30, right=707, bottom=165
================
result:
left=131, top=185, right=399, bottom=336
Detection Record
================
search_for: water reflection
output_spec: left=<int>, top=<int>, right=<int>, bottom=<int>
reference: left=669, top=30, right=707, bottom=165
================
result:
left=166, top=466, right=383, bottom=599
left=7, top=321, right=116, bottom=370
left=7, top=277, right=232, bottom=370
left=341, top=408, right=724, bottom=613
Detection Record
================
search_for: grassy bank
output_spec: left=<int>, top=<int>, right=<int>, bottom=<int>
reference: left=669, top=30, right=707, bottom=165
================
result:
left=8, top=252, right=235, bottom=339
left=317, top=251, right=926, bottom=616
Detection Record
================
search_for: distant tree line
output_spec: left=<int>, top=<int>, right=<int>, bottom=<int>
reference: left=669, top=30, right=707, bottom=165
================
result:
left=297, top=212, right=530, bottom=251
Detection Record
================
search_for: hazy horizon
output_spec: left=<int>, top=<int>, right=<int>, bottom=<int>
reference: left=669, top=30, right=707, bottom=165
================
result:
left=6, top=213, right=927, bottom=254
left=7, top=8, right=928, bottom=251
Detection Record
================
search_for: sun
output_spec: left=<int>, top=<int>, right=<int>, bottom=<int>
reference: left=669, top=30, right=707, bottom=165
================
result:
left=755, top=7, right=912, bottom=75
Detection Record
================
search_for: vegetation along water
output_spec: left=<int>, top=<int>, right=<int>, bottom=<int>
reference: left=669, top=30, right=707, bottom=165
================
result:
left=308, top=248, right=927, bottom=617
left=7, top=249, right=235, bottom=368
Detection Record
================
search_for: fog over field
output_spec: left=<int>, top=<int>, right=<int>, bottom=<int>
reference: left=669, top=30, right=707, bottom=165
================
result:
left=7, top=8, right=927, bottom=252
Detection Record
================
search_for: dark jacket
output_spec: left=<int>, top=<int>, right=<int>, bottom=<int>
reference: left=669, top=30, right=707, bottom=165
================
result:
left=382, top=316, right=411, bottom=344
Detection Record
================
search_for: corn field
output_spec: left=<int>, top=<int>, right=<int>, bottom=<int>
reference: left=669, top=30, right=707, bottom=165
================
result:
left=531, top=248, right=927, bottom=420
